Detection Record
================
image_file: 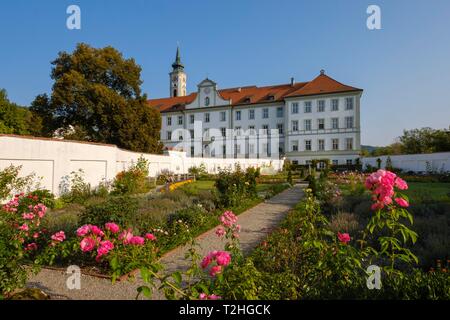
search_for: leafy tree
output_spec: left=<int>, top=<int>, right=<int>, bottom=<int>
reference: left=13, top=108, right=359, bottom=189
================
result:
left=0, top=89, right=42, bottom=135
left=31, top=43, right=162, bottom=153
left=399, top=127, right=450, bottom=154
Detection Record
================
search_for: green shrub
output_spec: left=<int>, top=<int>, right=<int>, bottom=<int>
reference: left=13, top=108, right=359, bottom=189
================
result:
left=0, top=165, right=36, bottom=202
left=215, top=166, right=260, bottom=208
left=80, top=196, right=139, bottom=227
left=59, top=169, right=91, bottom=204
left=111, top=156, right=152, bottom=195
left=0, top=217, right=27, bottom=296
left=22, top=189, right=56, bottom=209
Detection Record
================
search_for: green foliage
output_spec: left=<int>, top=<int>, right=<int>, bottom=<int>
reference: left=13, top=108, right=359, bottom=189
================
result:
left=59, top=169, right=92, bottom=204
left=0, top=165, right=36, bottom=201
left=0, top=89, right=42, bottom=135
left=112, top=156, right=151, bottom=195
left=188, top=164, right=208, bottom=179
left=214, top=166, right=260, bottom=208
left=80, top=196, right=139, bottom=227
left=371, top=127, right=450, bottom=156
left=30, top=43, right=162, bottom=153
left=0, top=216, right=27, bottom=295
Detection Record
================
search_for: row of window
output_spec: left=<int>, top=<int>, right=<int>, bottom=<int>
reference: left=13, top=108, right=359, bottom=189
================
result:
left=291, top=117, right=354, bottom=131
left=165, top=97, right=355, bottom=126
left=292, top=159, right=355, bottom=166
left=291, top=138, right=354, bottom=152
left=165, top=116, right=355, bottom=141
left=291, top=97, right=354, bottom=114
left=190, top=143, right=272, bottom=158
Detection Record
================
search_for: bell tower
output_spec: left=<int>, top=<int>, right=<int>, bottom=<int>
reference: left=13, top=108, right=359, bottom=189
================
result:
left=169, top=46, right=186, bottom=97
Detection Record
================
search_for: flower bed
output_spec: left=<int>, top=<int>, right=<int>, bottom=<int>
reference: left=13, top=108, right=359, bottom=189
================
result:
left=160, top=179, right=193, bottom=193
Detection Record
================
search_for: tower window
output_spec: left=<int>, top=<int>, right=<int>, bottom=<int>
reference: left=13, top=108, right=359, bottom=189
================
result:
left=173, top=89, right=177, bottom=97
left=205, top=97, right=210, bottom=106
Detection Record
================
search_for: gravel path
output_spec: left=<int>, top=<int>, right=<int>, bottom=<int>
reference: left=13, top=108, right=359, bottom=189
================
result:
left=27, top=184, right=305, bottom=300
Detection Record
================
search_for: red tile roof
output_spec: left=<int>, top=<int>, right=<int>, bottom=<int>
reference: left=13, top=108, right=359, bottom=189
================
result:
left=148, top=73, right=362, bottom=113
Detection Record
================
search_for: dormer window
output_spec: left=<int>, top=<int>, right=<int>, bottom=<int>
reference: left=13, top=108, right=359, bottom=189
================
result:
left=205, top=97, right=210, bottom=106
left=267, top=94, right=275, bottom=101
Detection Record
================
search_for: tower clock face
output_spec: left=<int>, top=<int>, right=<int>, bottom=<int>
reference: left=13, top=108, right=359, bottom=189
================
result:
left=204, top=87, right=211, bottom=94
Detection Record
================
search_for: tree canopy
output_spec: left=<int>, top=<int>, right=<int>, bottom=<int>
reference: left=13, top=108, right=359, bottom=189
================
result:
left=0, top=89, right=42, bottom=135
left=31, top=43, right=162, bottom=153
left=369, top=127, right=450, bottom=156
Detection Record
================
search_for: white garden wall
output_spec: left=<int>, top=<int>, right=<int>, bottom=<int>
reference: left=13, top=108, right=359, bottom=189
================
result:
left=362, top=152, right=450, bottom=173
left=0, top=135, right=283, bottom=196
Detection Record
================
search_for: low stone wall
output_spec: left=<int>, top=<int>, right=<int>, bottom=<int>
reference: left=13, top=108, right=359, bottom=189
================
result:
left=0, top=134, right=283, bottom=196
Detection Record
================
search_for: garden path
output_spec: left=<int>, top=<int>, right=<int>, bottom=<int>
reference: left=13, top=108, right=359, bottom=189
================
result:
left=27, top=184, right=305, bottom=300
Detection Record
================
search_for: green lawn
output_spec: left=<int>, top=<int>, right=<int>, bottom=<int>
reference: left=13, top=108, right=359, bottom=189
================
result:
left=402, top=182, right=450, bottom=203
left=183, top=180, right=289, bottom=196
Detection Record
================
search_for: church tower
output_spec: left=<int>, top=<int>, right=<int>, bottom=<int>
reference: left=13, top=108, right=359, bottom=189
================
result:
left=169, top=47, right=186, bottom=97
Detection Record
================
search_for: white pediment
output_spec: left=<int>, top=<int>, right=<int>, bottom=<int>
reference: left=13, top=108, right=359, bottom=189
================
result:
left=185, top=78, right=231, bottom=109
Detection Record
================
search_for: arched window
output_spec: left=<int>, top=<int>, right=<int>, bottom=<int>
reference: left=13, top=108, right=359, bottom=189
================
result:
left=205, top=97, right=210, bottom=106
left=173, top=89, right=177, bottom=97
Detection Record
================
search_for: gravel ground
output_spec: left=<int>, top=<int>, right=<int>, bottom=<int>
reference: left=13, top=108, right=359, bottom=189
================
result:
left=27, top=184, right=305, bottom=300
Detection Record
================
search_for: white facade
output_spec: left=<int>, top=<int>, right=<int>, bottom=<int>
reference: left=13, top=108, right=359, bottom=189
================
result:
left=158, top=78, right=362, bottom=165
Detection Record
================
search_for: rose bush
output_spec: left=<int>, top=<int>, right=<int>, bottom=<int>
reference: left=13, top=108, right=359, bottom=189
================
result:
left=0, top=192, right=65, bottom=297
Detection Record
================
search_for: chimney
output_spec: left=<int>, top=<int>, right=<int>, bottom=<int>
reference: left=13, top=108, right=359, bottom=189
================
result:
left=290, top=77, right=295, bottom=86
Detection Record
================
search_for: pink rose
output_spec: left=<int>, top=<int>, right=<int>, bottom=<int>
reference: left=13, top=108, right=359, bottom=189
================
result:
left=22, top=213, right=35, bottom=220
left=209, top=265, right=222, bottom=277
left=119, top=229, right=134, bottom=244
left=215, top=226, right=225, bottom=237
left=96, top=240, right=114, bottom=261
left=51, top=231, right=66, bottom=242
left=90, top=225, right=105, bottom=237
left=145, top=233, right=157, bottom=241
left=201, top=255, right=212, bottom=269
left=26, top=243, right=38, bottom=251
left=128, top=236, right=145, bottom=245
left=105, top=222, right=120, bottom=234
left=76, top=225, right=91, bottom=237
left=337, top=232, right=351, bottom=244
left=215, top=251, right=231, bottom=266
left=395, top=197, right=409, bottom=207
left=80, top=237, right=96, bottom=252
left=208, top=294, right=221, bottom=300
left=394, top=178, right=408, bottom=190
left=19, top=224, right=29, bottom=231
left=199, top=293, right=208, bottom=300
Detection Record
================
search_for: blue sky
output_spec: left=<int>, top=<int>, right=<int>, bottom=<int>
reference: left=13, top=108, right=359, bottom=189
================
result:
left=0, top=0, right=449, bottom=146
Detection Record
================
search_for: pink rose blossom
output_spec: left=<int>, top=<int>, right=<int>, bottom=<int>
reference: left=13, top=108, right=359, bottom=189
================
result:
left=80, top=237, right=96, bottom=252
left=209, top=265, right=222, bottom=277
left=215, top=251, right=231, bottom=266
left=105, top=222, right=120, bottom=234
left=96, top=240, right=114, bottom=261
left=215, top=226, right=225, bottom=237
left=19, top=224, right=29, bottom=231
left=119, top=229, right=134, bottom=244
left=51, top=231, right=66, bottom=242
left=337, top=232, right=351, bottom=244
left=201, top=255, right=212, bottom=269
left=76, top=225, right=91, bottom=237
left=145, top=233, right=157, bottom=241
left=208, top=294, right=221, bottom=300
left=395, top=197, right=409, bottom=207
left=22, top=213, right=35, bottom=220
left=90, top=225, right=105, bottom=237
left=26, top=243, right=38, bottom=251
left=128, top=236, right=145, bottom=245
